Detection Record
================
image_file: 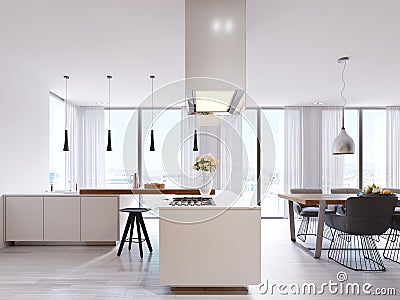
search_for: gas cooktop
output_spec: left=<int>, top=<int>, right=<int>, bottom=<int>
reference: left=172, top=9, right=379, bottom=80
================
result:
left=169, top=196, right=215, bottom=206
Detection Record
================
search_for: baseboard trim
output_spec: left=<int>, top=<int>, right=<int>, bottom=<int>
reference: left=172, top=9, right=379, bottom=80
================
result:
left=12, top=241, right=116, bottom=246
left=170, top=286, right=248, bottom=295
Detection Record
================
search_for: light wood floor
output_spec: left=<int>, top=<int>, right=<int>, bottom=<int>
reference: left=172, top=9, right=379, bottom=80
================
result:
left=0, top=219, right=399, bottom=299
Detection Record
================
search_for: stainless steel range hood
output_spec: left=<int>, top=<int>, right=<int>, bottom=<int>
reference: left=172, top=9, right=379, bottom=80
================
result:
left=185, top=0, right=246, bottom=115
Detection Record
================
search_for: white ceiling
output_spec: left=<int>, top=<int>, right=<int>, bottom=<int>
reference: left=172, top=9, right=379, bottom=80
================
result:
left=1, top=0, right=400, bottom=107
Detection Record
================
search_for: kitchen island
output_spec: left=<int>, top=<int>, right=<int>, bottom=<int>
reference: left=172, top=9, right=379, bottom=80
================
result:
left=159, top=191, right=261, bottom=293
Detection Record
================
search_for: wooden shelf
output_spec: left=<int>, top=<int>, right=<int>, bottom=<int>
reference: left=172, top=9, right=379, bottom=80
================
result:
left=79, top=188, right=215, bottom=195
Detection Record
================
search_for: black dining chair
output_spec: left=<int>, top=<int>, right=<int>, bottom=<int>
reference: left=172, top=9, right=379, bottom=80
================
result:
left=383, top=213, right=400, bottom=264
left=290, top=188, right=335, bottom=242
left=325, top=196, right=397, bottom=271
left=373, top=188, right=400, bottom=241
left=330, top=188, right=362, bottom=215
left=383, top=188, right=400, bottom=213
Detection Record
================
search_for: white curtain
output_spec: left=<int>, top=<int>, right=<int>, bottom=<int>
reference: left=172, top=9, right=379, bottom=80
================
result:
left=220, top=114, right=243, bottom=195
left=180, top=107, right=244, bottom=194
left=284, top=106, right=346, bottom=193
left=77, top=107, right=105, bottom=188
left=302, top=107, right=322, bottom=188
left=386, top=106, right=400, bottom=188
left=321, top=107, right=344, bottom=192
left=65, top=101, right=79, bottom=190
left=180, top=108, right=197, bottom=188
left=284, top=107, right=303, bottom=192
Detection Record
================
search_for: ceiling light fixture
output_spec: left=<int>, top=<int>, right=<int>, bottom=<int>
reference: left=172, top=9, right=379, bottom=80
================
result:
left=106, top=75, right=113, bottom=151
left=63, top=75, right=70, bottom=151
left=332, top=56, right=355, bottom=155
left=149, top=75, right=155, bottom=151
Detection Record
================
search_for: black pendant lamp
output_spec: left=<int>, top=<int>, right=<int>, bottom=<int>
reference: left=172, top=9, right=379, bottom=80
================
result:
left=63, top=75, right=70, bottom=151
left=193, top=113, right=198, bottom=151
left=193, top=129, right=199, bottom=151
left=149, top=75, right=155, bottom=151
left=106, top=75, right=113, bottom=151
left=332, top=57, right=355, bottom=155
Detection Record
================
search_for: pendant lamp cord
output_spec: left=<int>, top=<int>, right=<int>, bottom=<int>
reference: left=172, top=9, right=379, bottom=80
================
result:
left=151, top=76, right=154, bottom=128
left=340, top=60, right=347, bottom=129
left=65, top=76, right=68, bottom=130
left=108, top=77, right=111, bottom=129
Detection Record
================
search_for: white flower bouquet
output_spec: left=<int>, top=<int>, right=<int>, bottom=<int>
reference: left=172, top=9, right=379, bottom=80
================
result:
left=193, top=153, right=219, bottom=172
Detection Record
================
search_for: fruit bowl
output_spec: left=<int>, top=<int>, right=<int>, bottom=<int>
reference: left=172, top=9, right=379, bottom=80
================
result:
left=357, top=192, right=396, bottom=197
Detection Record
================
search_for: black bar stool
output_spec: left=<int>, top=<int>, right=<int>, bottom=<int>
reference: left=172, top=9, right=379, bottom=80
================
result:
left=117, top=208, right=153, bottom=258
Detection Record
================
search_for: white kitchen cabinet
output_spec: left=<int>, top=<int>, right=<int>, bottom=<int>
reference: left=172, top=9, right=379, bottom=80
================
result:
left=1, top=196, right=4, bottom=245
left=5, top=195, right=119, bottom=243
left=81, top=196, right=119, bottom=241
left=5, top=196, right=44, bottom=241
left=44, top=196, right=80, bottom=241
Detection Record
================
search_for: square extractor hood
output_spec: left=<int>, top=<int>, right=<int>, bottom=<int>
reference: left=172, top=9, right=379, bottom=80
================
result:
left=186, top=89, right=245, bottom=115
left=185, top=0, right=246, bottom=115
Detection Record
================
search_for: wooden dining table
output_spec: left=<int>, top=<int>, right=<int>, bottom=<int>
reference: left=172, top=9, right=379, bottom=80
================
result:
left=278, top=193, right=400, bottom=258
left=277, top=193, right=356, bottom=259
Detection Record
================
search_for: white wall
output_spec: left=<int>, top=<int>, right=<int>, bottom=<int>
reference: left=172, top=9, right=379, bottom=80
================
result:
left=247, top=0, right=400, bottom=107
left=0, top=62, right=49, bottom=247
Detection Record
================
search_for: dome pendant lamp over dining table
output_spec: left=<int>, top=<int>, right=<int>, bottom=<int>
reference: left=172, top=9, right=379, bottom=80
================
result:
left=332, top=56, right=355, bottom=155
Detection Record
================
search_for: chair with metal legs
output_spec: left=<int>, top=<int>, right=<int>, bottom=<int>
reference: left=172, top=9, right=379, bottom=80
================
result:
left=290, top=188, right=335, bottom=242
left=383, top=213, right=400, bottom=263
left=372, top=188, right=400, bottom=241
left=325, top=196, right=397, bottom=271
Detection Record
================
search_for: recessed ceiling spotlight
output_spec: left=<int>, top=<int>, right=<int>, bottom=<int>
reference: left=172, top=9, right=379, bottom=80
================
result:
left=312, top=102, right=324, bottom=105
left=213, top=20, right=221, bottom=32
left=96, top=102, right=107, bottom=106
left=225, top=20, right=233, bottom=32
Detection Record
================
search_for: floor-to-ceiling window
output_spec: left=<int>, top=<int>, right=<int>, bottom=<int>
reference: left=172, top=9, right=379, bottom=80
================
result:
left=49, top=94, right=65, bottom=190
left=140, top=108, right=181, bottom=216
left=141, top=108, right=182, bottom=187
left=343, top=109, right=360, bottom=188
left=104, top=109, right=136, bottom=187
left=241, top=109, right=258, bottom=203
left=50, top=105, right=390, bottom=216
left=362, top=109, right=386, bottom=188
left=262, top=109, right=285, bottom=217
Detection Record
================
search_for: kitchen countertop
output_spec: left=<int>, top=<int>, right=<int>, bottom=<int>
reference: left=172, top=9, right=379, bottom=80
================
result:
left=79, top=188, right=216, bottom=195
left=3, top=192, right=112, bottom=197
left=160, top=190, right=259, bottom=209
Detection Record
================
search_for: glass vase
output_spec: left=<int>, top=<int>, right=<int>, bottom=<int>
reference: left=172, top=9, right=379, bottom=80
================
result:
left=198, top=171, right=214, bottom=196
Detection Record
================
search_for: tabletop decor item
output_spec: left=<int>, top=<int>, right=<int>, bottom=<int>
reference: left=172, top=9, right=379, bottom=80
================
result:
left=193, top=153, right=219, bottom=195
left=144, top=183, right=165, bottom=189
left=358, top=183, right=394, bottom=196
left=363, top=183, right=380, bottom=194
